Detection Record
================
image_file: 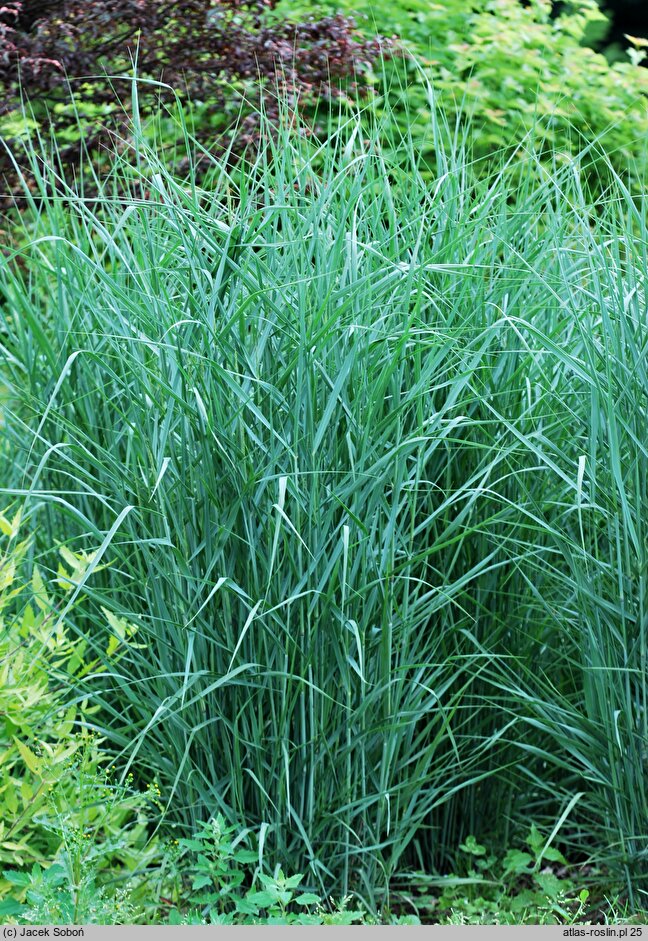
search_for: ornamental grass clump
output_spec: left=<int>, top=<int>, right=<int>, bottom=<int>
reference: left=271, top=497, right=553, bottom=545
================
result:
left=0, top=91, right=647, bottom=910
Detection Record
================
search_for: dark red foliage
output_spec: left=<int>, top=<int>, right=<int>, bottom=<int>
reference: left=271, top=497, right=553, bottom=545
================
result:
left=0, top=0, right=390, bottom=134
left=0, top=0, right=391, bottom=105
left=0, top=0, right=395, bottom=202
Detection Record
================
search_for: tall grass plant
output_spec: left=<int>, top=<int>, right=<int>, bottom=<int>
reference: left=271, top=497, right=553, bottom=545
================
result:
left=1, top=90, right=646, bottom=908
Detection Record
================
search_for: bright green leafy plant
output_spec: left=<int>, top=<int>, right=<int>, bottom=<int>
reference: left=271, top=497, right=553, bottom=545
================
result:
left=162, top=815, right=365, bottom=924
left=4, top=859, right=136, bottom=925
left=277, top=0, right=648, bottom=187
left=430, top=828, right=592, bottom=925
left=0, top=510, right=156, bottom=920
left=160, top=815, right=418, bottom=924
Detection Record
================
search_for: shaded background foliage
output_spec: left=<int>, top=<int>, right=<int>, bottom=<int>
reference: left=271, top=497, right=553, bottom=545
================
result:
left=595, top=0, right=648, bottom=60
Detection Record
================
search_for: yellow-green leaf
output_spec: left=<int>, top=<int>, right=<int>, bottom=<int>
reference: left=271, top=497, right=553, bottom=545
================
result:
left=56, top=563, right=74, bottom=591
left=3, top=779, right=18, bottom=815
left=32, top=566, right=50, bottom=611
left=14, top=739, right=41, bottom=774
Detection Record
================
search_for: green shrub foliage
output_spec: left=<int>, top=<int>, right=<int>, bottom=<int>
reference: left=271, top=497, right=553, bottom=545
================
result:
left=0, top=511, right=153, bottom=917
left=277, top=0, right=648, bottom=185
